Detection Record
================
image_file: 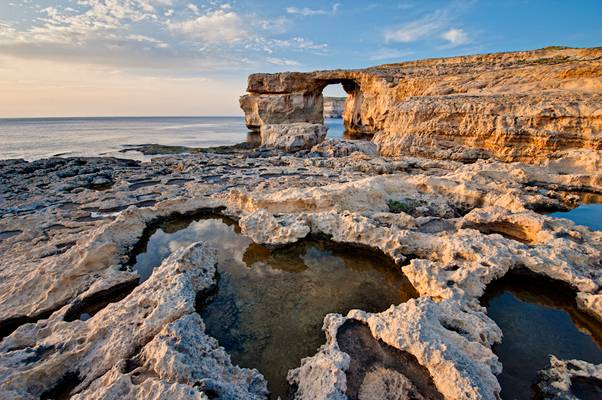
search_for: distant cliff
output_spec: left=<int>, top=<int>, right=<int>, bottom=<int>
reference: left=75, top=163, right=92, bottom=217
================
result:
left=323, top=97, right=346, bottom=118
left=240, top=47, right=602, bottom=163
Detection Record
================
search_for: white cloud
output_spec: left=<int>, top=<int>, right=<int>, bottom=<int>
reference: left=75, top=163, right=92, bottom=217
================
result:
left=286, top=3, right=339, bottom=16
left=384, top=18, right=442, bottom=43
left=256, top=16, right=289, bottom=34
left=288, top=37, right=328, bottom=50
left=187, top=3, right=199, bottom=15
left=266, top=57, right=300, bottom=67
left=0, top=1, right=329, bottom=75
left=127, top=34, right=168, bottom=48
left=369, top=48, right=413, bottom=61
left=268, top=37, right=328, bottom=55
left=168, top=10, right=246, bottom=43
left=441, top=28, right=469, bottom=45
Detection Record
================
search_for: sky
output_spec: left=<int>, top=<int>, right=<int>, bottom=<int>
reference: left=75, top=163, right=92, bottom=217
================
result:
left=0, top=0, right=601, bottom=117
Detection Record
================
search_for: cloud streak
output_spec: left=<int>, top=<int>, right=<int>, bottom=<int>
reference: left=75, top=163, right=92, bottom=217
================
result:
left=383, top=2, right=473, bottom=46
left=168, top=10, right=247, bottom=44
left=286, top=3, right=340, bottom=16
left=0, top=1, right=328, bottom=74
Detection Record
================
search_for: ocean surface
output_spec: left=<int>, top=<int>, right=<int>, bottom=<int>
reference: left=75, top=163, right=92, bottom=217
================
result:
left=0, top=116, right=345, bottom=161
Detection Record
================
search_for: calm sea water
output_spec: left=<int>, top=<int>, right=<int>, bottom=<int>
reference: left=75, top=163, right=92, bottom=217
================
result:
left=0, top=116, right=345, bottom=161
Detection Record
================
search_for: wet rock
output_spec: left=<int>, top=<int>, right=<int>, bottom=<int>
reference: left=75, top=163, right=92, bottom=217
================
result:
left=537, top=357, right=602, bottom=399
left=0, top=243, right=267, bottom=399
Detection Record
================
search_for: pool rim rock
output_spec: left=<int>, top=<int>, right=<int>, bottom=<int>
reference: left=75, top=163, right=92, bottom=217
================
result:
left=119, top=207, right=423, bottom=398
left=0, top=135, right=601, bottom=399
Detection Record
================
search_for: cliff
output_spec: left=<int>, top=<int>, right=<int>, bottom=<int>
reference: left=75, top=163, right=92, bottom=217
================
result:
left=323, top=97, right=346, bottom=118
left=240, top=47, right=602, bottom=163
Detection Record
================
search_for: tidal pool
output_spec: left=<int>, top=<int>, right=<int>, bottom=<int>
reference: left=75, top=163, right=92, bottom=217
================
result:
left=130, top=213, right=417, bottom=398
left=549, top=192, right=602, bottom=231
left=481, top=272, right=602, bottom=400
left=550, top=203, right=602, bottom=231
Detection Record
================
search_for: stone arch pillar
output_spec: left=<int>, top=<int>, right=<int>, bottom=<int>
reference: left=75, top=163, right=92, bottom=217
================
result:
left=239, top=72, right=368, bottom=151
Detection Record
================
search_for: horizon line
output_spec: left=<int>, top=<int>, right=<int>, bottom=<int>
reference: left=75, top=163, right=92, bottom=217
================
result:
left=0, top=115, right=245, bottom=120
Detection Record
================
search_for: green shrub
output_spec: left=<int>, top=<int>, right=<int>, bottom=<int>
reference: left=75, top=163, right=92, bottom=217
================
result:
left=541, top=45, right=569, bottom=50
left=387, top=198, right=428, bottom=214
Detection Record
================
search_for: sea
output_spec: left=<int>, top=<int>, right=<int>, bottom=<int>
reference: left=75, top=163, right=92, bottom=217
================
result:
left=0, top=116, right=345, bottom=161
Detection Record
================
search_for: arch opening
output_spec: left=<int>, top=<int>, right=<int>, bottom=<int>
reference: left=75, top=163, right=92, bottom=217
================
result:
left=322, top=83, right=347, bottom=138
left=317, top=78, right=371, bottom=139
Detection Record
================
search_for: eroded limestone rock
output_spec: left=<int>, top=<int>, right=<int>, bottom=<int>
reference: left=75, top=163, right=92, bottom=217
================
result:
left=311, top=139, right=378, bottom=158
left=1, top=142, right=601, bottom=399
left=537, top=357, right=602, bottom=399
left=0, top=243, right=267, bottom=399
left=260, top=123, right=327, bottom=152
left=288, top=299, right=502, bottom=400
left=241, top=48, right=602, bottom=163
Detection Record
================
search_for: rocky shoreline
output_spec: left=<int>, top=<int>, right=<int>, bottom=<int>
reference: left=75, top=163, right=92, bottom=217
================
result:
left=1, top=47, right=602, bottom=399
left=0, top=141, right=601, bottom=399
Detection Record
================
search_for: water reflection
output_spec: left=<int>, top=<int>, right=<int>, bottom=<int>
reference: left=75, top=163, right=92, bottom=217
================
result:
left=130, top=214, right=417, bottom=398
left=481, top=272, right=602, bottom=400
left=132, top=216, right=250, bottom=282
left=325, top=118, right=344, bottom=138
left=550, top=203, right=602, bottom=231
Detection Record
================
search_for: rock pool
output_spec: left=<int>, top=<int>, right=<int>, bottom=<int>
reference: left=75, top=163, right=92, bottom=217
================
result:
left=482, top=272, right=602, bottom=399
left=130, top=213, right=417, bottom=398
left=549, top=193, right=602, bottom=231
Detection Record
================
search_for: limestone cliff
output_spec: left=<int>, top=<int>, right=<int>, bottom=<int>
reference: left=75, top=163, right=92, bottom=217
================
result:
left=323, top=97, right=346, bottom=118
left=240, top=47, right=602, bottom=162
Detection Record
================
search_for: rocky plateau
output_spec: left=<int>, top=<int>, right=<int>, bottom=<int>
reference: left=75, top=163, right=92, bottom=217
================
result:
left=1, top=47, right=602, bottom=400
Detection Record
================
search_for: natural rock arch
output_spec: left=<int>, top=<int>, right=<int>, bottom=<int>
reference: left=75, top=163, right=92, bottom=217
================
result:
left=239, top=48, right=602, bottom=162
left=239, top=72, right=374, bottom=137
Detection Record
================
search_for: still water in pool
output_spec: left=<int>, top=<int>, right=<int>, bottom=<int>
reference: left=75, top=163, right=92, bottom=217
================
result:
left=549, top=192, right=602, bottom=231
left=482, top=272, right=602, bottom=400
left=550, top=203, right=602, bottom=231
left=130, top=214, right=416, bottom=398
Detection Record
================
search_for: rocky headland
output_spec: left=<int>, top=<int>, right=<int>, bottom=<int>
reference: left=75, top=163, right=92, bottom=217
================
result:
left=323, top=97, right=346, bottom=119
left=1, top=47, right=602, bottom=399
left=241, top=47, right=601, bottom=162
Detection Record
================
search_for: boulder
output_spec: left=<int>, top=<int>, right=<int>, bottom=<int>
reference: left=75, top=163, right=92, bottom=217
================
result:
left=260, top=123, right=327, bottom=152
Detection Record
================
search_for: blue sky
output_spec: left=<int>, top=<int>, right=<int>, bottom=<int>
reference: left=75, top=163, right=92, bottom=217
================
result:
left=0, top=0, right=601, bottom=117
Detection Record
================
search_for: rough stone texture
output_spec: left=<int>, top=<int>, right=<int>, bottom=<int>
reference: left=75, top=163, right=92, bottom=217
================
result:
left=323, top=97, right=346, bottom=118
left=537, top=356, right=602, bottom=399
left=240, top=47, right=602, bottom=163
left=311, top=139, right=378, bottom=158
left=1, top=127, right=601, bottom=398
left=260, top=123, right=327, bottom=152
left=0, top=195, right=221, bottom=333
left=288, top=300, right=502, bottom=400
left=0, top=242, right=267, bottom=399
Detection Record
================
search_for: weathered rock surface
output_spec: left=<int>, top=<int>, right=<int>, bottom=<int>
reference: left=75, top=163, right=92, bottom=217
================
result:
left=0, top=242, right=267, bottom=399
left=288, top=300, right=501, bottom=400
left=241, top=47, right=602, bottom=162
left=537, top=356, right=602, bottom=399
left=260, top=123, right=327, bottom=152
left=323, top=97, right=346, bottom=118
left=1, top=109, right=602, bottom=397
left=311, top=139, right=378, bottom=158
